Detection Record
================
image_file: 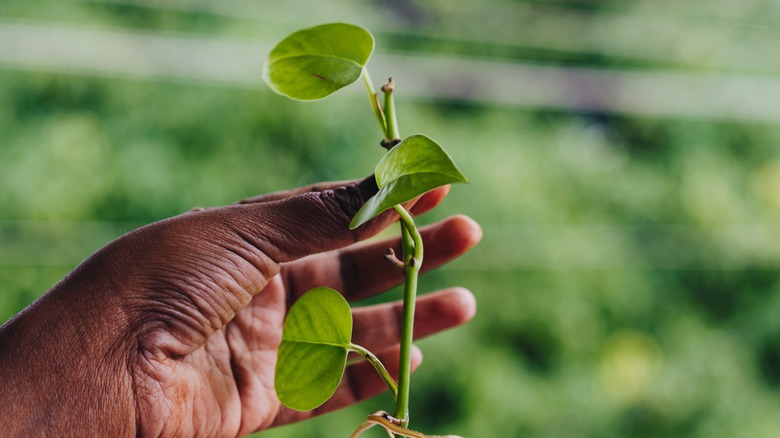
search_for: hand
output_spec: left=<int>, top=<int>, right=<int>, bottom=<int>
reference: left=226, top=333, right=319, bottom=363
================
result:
left=0, top=178, right=482, bottom=437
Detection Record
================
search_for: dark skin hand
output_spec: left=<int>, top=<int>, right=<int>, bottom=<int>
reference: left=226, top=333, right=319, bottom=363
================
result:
left=0, top=178, right=482, bottom=437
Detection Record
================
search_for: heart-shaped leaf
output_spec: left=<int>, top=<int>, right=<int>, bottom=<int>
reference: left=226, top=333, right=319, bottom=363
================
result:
left=350, top=134, right=468, bottom=229
left=263, top=23, right=374, bottom=101
left=275, top=287, right=353, bottom=411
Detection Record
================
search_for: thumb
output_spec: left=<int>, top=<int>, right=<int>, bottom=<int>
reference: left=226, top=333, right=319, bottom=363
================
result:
left=108, top=177, right=418, bottom=355
left=225, top=176, right=408, bottom=263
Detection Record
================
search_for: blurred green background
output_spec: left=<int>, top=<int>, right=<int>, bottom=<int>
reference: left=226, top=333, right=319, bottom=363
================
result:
left=3, top=0, right=780, bottom=436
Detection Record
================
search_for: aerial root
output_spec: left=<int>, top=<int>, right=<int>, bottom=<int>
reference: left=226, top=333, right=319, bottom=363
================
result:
left=350, top=411, right=463, bottom=438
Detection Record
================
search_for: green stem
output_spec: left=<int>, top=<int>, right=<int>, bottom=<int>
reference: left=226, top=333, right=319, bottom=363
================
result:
left=382, top=78, right=400, bottom=143
left=361, top=69, right=389, bottom=139
left=392, top=205, right=423, bottom=426
left=349, top=343, right=398, bottom=400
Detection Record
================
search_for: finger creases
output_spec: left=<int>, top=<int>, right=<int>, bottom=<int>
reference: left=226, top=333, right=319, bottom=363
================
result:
left=227, top=178, right=451, bottom=265
left=238, top=179, right=359, bottom=205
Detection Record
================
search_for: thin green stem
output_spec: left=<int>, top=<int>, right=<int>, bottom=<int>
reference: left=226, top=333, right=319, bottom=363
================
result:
left=392, top=205, right=423, bottom=426
left=349, top=343, right=398, bottom=400
left=399, top=219, right=415, bottom=257
left=368, top=69, right=419, bottom=426
left=382, top=78, right=400, bottom=143
left=361, top=69, right=389, bottom=139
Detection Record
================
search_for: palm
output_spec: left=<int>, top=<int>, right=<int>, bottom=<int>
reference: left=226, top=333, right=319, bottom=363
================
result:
left=136, top=213, right=478, bottom=437
left=149, top=275, right=286, bottom=437
left=129, top=183, right=480, bottom=436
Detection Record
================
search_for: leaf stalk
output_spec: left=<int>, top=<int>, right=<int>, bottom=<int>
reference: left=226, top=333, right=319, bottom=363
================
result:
left=361, top=69, right=390, bottom=141
left=349, top=343, right=398, bottom=399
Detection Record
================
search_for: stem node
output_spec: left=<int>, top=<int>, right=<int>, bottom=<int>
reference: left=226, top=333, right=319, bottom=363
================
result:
left=381, top=77, right=395, bottom=93
left=380, top=138, right=401, bottom=150
left=385, top=248, right=406, bottom=270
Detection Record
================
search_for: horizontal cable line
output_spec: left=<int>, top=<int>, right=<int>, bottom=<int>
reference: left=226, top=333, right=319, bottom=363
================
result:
left=72, top=0, right=379, bottom=25
left=455, top=224, right=780, bottom=271
left=0, top=220, right=142, bottom=266
left=70, top=0, right=780, bottom=34
left=64, top=0, right=780, bottom=74
left=2, top=221, right=780, bottom=270
left=2, top=20, right=780, bottom=122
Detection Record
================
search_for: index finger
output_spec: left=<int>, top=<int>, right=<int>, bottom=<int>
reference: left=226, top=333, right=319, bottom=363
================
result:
left=238, top=179, right=357, bottom=204
left=238, top=178, right=450, bottom=217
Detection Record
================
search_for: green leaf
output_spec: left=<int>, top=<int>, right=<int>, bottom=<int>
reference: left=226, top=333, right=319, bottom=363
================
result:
left=274, top=287, right=353, bottom=411
left=350, top=134, right=468, bottom=229
left=263, top=23, right=374, bottom=101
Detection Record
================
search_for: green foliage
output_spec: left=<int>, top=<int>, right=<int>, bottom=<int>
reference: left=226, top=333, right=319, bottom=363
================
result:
left=263, top=23, right=374, bottom=101
left=274, top=287, right=353, bottom=411
left=5, top=2, right=780, bottom=437
left=350, top=134, right=469, bottom=229
left=265, top=23, right=469, bottom=432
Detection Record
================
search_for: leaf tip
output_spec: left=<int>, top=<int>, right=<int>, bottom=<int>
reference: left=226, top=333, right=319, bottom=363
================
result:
left=349, top=212, right=368, bottom=230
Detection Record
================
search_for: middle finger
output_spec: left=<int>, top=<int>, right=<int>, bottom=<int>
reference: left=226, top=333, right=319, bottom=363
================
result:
left=281, top=215, right=481, bottom=302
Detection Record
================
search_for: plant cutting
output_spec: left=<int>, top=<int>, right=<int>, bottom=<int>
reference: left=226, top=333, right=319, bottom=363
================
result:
left=263, top=23, right=469, bottom=438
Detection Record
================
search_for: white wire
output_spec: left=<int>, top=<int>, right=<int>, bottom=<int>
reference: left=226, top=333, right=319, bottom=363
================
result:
left=1, top=19, right=780, bottom=122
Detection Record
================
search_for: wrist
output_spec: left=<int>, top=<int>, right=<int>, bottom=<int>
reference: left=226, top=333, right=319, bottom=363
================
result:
left=0, top=284, right=136, bottom=435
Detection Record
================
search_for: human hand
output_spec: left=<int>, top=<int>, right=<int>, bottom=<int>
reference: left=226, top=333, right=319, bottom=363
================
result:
left=0, top=178, right=481, bottom=437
